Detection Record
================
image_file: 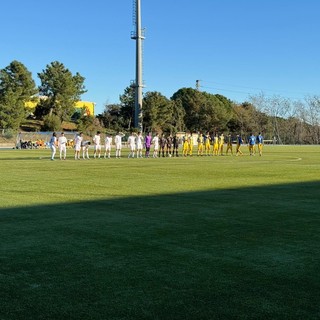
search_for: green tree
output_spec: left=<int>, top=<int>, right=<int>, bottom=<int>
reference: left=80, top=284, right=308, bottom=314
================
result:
left=171, top=99, right=186, bottom=132
left=99, top=86, right=136, bottom=131
left=0, top=60, right=37, bottom=130
left=97, top=86, right=135, bottom=133
left=119, top=86, right=135, bottom=130
left=97, top=103, right=123, bottom=132
left=171, top=88, right=204, bottom=131
left=171, top=88, right=233, bottom=132
left=201, top=93, right=233, bottom=132
left=77, top=115, right=102, bottom=136
left=37, top=61, right=86, bottom=121
left=143, top=91, right=177, bottom=132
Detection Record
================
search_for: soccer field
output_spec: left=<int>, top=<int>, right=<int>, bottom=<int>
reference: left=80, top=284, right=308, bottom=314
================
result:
left=1, top=146, right=320, bottom=319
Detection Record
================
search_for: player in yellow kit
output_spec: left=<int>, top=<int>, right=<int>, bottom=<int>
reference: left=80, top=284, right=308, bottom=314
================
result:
left=204, top=131, right=211, bottom=156
left=218, top=133, right=224, bottom=156
left=212, top=133, right=219, bottom=156
left=197, top=132, right=204, bottom=156
left=182, top=134, right=189, bottom=157
left=225, top=133, right=233, bottom=155
left=188, top=133, right=194, bottom=156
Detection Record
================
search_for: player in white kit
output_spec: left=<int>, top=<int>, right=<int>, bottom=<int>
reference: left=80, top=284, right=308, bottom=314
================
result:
left=49, top=132, right=57, bottom=160
left=136, top=132, right=143, bottom=158
left=152, top=133, right=159, bottom=158
left=127, top=132, right=136, bottom=158
left=74, top=132, right=83, bottom=160
left=58, top=132, right=67, bottom=160
left=93, top=131, right=101, bottom=159
left=82, top=140, right=91, bottom=159
left=114, top=132, right=124, bottom=158
left=104, top=134, right=112, bottom=159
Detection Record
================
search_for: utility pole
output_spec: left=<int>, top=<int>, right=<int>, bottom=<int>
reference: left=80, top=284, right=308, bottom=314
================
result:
left=131, top=0, right=145, bottom=131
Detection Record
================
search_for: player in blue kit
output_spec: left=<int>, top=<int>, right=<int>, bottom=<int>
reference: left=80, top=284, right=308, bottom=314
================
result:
left=248, top=133, right=256, bottom=156
left=256, top=132, right=264, bottom=156
left=236, top=134, right=243, bottom=156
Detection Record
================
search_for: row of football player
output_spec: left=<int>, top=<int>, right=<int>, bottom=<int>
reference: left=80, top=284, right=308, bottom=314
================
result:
left=182, top=132, right=264, bottom=157
left=49, top=131, right=263, bottom=160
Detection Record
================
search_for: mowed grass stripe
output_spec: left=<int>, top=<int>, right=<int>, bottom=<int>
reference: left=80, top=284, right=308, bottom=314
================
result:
left=0, top=145, right=319, bottom=208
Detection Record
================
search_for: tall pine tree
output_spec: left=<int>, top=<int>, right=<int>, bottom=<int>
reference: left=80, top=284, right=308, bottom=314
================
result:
left=0, top=61, right=37, bottom=130
left=37, top=61, right=87, bottom=121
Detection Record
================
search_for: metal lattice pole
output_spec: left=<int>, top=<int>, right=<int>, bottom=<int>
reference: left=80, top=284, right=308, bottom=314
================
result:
left=131, top=0, right=144, bottom=131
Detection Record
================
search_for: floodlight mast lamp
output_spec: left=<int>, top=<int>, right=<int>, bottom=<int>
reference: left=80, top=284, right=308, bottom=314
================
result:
left=131, top=0, right=145, bottom=131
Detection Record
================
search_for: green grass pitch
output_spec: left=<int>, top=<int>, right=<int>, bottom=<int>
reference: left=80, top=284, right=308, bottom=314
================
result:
left=0, top=145, right=319, bottom=319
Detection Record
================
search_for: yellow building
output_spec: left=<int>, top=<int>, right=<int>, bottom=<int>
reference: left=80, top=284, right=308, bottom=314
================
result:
left=74, top=101, right=95, bottom=116
left=25, top=98, right=95, bottom=116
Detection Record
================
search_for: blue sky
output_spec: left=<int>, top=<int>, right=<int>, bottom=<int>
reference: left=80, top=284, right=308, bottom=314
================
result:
left=1, top=0, right=320, bottom=114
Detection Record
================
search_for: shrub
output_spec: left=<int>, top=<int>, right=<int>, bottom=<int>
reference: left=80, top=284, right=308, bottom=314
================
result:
left=42, top=115, right=62, bottom=131
left=2, top=129, right=16, bottom=140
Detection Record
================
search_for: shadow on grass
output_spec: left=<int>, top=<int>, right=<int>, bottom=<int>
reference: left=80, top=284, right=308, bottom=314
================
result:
left=1, top=181, right=320, bottom=320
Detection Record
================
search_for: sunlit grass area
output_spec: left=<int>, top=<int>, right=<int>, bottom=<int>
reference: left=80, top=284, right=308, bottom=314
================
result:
left=1, top=145, right=319, bottom=319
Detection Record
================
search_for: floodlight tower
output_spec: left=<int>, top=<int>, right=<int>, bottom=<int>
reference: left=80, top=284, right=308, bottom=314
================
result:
left=196, top=80, right=201, bottom=91
left=131, top=0, right=145, bottom=131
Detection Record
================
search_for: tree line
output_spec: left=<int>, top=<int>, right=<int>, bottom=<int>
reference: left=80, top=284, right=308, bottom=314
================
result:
left=100, top=87, right=320, bottom=144
left=1, top=60, right=320, bottom=144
